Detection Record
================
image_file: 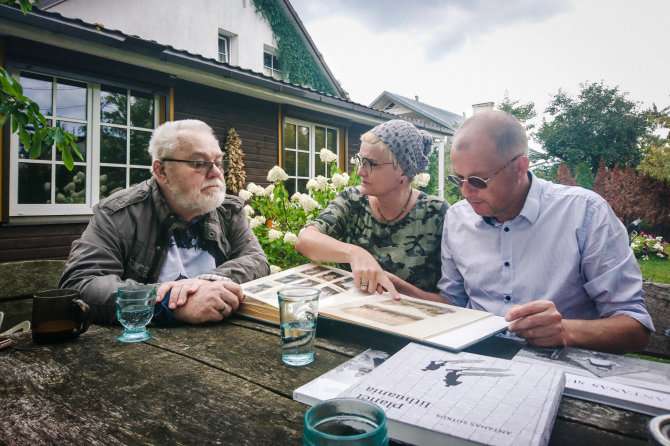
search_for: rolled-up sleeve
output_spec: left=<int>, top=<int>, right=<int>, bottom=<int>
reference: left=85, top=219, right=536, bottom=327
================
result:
left=580, top=201, right=654, bottom=332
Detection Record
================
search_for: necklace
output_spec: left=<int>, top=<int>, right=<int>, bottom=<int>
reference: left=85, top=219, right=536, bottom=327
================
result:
left=377, top=189, right=413, bottom=224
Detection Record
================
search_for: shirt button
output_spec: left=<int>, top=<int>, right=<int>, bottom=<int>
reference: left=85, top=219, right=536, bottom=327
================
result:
left=504, top=295, right=511, bottom=301
left=504, top=227, right=510, bottom=232
left=504, top=261, right=510, bottom=267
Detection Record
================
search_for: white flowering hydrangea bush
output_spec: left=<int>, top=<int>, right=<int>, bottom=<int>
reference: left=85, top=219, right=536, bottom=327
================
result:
left=239, top=149, right=360, bottom=271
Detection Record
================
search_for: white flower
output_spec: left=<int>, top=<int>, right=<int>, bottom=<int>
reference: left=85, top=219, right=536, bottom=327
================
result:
left=283, top=232, right=298, bottom=244
left=642, top=255, right=649, bottom=261
left=244, top=205, right=254, bottom=217
left=267, top=166, right=289, bottom=183
left=238, top=189, right=252, bottom=201
left=247, top=182, right=265, bottom=196
left=270, top=265, right=282, bottom=275
left=350, top=157, right=356, bottom=164
left=657, top=252, right=665, bottom=258
left=412, top=173, right=430, bottom=187
left=249, top=216, right=266, bottom=229
left=291, top=192, right=303, bottom=202
left=653, top=242, right=662, bottom=250
left=263, top=184, right=275, bottom=196
left=268, top=229, right=283, bottom=241
left=299, top=194, right=320, bottom=212
left=306, top=179, right=317, bottom=190
left=319, top=148, right=337, bottom=163
left=331, top=173, right=349, bottom=188
left=314, top=175, right=328, bottom=192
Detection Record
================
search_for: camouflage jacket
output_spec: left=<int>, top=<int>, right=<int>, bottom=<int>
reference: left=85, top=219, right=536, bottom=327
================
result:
left=310, top=186, right=448, bottom=292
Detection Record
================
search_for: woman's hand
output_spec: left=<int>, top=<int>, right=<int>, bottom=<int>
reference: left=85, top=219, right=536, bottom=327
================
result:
left=349, top=246, right=400, bottom=300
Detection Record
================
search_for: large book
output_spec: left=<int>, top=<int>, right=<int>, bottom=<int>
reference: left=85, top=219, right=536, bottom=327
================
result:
left=240, top=263, right=509, bottom=351
left=296, top=342, right=565, bottom=446
left=512, top=345, right=670, bottom=415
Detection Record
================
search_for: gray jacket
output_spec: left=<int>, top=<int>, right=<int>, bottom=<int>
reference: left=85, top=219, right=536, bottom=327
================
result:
left=59, top=178, right=269, bottom=324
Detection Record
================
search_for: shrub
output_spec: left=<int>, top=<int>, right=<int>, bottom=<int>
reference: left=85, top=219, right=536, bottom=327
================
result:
left=630, top=232, right=669, bottom=261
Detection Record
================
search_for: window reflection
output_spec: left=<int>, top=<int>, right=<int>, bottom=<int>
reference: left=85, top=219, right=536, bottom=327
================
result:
left=100, top=86, right=127, bottom=125
left=99, top=166, right=126, bottom=199
left=55, top=165, right=86, bottom=204
left=20, top=73, right=52, bottom=116
left=130, top=91, right=154, bottom=129
left=56, top=79, right=87, bottom=120
left=101, top=125, right=127, bottom=164
left=130, top=130, right=151, bottom=165
left=18, top=163, right=51, bottom=204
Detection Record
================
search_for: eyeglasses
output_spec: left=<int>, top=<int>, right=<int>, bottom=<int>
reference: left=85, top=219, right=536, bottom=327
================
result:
left=162, top=158, right=225, bottom=174
left=448, top=154, right=523, bottom=190
left=352, top=154, right=394, bottom=173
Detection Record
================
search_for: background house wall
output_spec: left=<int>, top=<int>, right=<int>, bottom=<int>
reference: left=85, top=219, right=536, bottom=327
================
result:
left=47, top=0, right=276, bottom=71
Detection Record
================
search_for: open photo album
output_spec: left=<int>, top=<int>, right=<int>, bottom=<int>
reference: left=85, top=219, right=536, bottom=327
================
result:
left=240, top=263, right=509, bottom=352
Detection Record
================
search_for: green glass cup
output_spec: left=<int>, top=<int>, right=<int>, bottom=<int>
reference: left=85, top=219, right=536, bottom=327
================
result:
left=303, top=398, right=389, bottom=446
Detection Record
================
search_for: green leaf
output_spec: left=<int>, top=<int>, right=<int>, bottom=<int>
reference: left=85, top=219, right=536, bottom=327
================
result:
left=61, top=144, right=74, bottom=170
left=0, top=112, right=9, bottom=129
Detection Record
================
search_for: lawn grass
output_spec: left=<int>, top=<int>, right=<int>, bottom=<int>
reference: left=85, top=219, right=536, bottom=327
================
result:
left=637, top=242, right=670, bottom=284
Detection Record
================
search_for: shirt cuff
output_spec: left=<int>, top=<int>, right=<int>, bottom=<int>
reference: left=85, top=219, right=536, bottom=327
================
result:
left=151, top=289, right=183, bottom=327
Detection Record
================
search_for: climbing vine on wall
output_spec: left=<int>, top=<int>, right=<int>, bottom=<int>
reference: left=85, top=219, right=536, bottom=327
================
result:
left=250, top=0, right=338, bottom=96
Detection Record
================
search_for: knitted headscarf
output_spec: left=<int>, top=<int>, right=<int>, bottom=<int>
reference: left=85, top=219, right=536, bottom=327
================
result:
left=369, top=120, right=433, bottom=177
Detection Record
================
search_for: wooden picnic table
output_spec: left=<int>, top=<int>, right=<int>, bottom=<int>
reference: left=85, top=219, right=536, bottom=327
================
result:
left=0, top=296, right=663, bottom=445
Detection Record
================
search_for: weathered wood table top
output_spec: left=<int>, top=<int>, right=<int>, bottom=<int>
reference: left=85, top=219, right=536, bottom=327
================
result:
left=0, top=298, right=657, bottom=445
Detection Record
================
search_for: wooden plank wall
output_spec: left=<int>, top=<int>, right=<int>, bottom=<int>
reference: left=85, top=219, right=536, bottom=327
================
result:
left=174, top=81, right=279, bottom=187
left=0, top=223, right=87, bottom=262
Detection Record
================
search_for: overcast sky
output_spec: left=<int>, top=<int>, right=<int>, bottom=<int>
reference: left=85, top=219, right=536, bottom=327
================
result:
left=290, top=0, right=670, bottom=128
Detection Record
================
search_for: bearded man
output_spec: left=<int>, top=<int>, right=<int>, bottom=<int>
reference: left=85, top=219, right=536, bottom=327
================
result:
left=60, top=119, right=269, bottom=325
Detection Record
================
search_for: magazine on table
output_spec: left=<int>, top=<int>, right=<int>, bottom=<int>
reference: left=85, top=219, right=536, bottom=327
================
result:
left=512, top=344, right=670, bottom=415
left=296, top=342, right=565, bottom=446
left=240, top=263, right=509, bottom=352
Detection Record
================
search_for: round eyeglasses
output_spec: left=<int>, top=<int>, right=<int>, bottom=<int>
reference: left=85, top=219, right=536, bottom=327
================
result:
left=448, top=154, right=523, bottom=190
left=352, top=154, right=394, bottom=173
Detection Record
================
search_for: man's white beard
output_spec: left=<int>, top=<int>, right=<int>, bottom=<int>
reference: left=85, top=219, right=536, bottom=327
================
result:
left=167, top=179, right=226, bottom=218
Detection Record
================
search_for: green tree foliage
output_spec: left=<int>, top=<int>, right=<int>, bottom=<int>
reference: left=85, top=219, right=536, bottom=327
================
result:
left=639, top=105, right=670, bottom=183
left=250, top=0, right=337, bottom=96
left=0, top=0, right=82, bottom=170
left=498, top=91, right=537, bottom=132
left=537, top=81, right=652, bottom=174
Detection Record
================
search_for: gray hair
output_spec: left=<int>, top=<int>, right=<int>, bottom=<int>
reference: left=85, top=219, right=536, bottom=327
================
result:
left=454, top=110, right=528, bottom=158
left=148, top=119, right=217, bottom=161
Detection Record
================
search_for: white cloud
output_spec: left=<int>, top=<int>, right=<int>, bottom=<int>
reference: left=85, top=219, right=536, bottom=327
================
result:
left=292, top=0, right=670, bottom=123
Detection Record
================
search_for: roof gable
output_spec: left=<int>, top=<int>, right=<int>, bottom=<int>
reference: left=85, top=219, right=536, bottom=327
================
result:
left=371, top=91, right=465, bottom=131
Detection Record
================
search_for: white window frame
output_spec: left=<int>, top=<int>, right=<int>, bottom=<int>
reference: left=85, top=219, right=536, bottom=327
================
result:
left=218, top=34, right=230, bottom=63
left=9, top=69, right=161, bottom=217
left=263, top=46, right=281, bottom=79
left=283, top=118, right=340, bottom=193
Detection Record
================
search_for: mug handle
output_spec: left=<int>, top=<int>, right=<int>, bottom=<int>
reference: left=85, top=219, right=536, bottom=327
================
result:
left=72, top=299, right=91, bottom=335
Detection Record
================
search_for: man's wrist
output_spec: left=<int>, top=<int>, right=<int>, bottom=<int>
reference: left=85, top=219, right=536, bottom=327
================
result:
left=197, top=273, right=231, bottom=282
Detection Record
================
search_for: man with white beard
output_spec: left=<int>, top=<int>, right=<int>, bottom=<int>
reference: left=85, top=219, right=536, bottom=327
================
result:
left=60, top=120, right=269, bottom=325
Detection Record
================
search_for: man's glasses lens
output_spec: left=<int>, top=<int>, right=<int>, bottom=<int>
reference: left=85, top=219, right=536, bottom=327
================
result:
left=448, top=175, right=488, bottom=190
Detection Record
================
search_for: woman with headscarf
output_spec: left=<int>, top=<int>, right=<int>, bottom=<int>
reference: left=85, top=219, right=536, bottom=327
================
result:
left=295, top=119, right=448, bottom=300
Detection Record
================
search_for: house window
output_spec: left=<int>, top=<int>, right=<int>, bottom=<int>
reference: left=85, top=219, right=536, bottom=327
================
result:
left=99, top=86, right=155, bottom=200
left=218, top=34, right=230, bottom=63
left=283, top=119, right=339, bottom=194
left=9, top=70, right=162, bottom=217
left=263, top=51, right=281, bottom=79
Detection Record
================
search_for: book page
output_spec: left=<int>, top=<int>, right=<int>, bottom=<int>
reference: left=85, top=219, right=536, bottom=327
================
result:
left=241, top=263, right=355, bottom=308
left=321, top=292, right=492, bottom=340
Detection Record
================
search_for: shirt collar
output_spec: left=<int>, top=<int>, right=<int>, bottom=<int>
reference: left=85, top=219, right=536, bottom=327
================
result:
left=517, top=171, right=541, bottom=224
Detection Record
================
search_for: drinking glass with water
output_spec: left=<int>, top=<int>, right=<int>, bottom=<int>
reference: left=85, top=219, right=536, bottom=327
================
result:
left=278, top=287, right=320, bottom=366
left=115, top=285, right=156, bottom=343
left=303, top=398, right=389, bottom=445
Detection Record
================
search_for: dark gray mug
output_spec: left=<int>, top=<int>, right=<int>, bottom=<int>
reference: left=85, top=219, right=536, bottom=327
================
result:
left=32, top=289, right=90, bottom=344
